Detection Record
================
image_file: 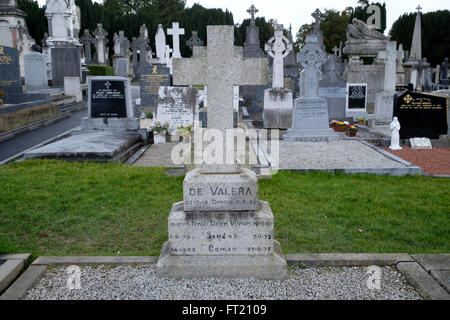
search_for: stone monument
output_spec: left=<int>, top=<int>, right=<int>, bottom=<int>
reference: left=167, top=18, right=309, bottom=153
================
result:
left=167, top=22, right=184, bottom=59
left=318, top=54, right=346, bottom=120
left=373, top=41, right=397, bottom=126
left=186, top=31, right=204, bottom=50
left=24, top=52, right=48, bottom=91
left=263, top=24, right=293, bottom=129
left=284, top=10, right=338, bottom=142
left=93, top=23, right=108, bottom=65
left=156, top=25, right=287, bottom=280
left=402, top=6, right=430, bottom=90
left=240, top=4, right=269, bottom=122
left=80, top=29, right=95, bottom=64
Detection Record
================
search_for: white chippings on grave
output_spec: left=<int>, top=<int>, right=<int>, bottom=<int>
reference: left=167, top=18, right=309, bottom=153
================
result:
left=24, top=265, right=422, bottom=300
left=156, top=25, right=288, bottom=280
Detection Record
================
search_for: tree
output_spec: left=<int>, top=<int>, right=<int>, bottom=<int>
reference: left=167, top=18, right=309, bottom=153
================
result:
left=295, top=9, right=350, bottom=53
left=390, top=10, right=450, bottom=67
left=18, top=0, right=47, bottom=45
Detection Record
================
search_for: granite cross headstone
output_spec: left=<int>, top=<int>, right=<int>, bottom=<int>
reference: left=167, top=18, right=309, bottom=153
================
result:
left=186, top=31, right=204, bottom=50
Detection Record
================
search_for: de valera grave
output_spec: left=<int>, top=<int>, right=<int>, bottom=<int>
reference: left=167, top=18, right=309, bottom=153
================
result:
left=156, top=26, right=287, bottom=280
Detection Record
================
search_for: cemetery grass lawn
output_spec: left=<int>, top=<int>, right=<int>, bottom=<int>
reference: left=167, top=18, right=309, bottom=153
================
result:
left=1, top=160, right=449, bottom=259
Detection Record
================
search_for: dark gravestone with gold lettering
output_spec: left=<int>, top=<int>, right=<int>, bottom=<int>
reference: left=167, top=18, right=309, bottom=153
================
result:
left=0, top=45, right=49, bottom=105
left=0, top=46, right=22, bottom=100
left=394, top=91, right=448, bottom=139
left=140, top=65, right=171, bottom=110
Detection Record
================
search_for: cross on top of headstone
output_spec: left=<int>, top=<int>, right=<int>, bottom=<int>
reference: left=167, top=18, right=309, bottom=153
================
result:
left=173, top=25, right=268, bottom=172
left=332, top=46, right=339, bottom=56
left=265, top=24, right=292, bottom=88
left=186, top=31, right=204, bottom=50
left=312, top=8, right=323, bottom=33
left=247, top=4, right=258, bottom=21
left=416, top=5, right=422, bottom=13
left=80, top=29, right=95, bottom=44
left=119, top=31, right=130, bottom=57
left=167, top=22, right=185, bottom=59
left=93, top=23, right=107, bottom=40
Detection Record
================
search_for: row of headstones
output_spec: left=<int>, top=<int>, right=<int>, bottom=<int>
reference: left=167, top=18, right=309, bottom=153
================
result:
left=80, top=22, right=204, bottom=77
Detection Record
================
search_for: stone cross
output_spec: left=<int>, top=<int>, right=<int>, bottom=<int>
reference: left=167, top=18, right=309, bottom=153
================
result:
left=332, top=46, right=339, bottom=56
left=265, top=24, right=292, bottom=88
left=416, top=5, right=422, bottom=13
left=155, top=24, right=166, bottom=59
left=173, top=25, right=268, bottom=173
left=297, top=34, right=327, bottom=97
left=130, top=37, right=139, bottom=74
left=435, top=65, right=440, bottom=84
left=136, top=30, right=150, bottom=68
left=247, top=4, right=258, bottom=21
left=186, top=31, right=204, bottom=50
left=167, top=22, right=185, bottom=59
left=312, top=8, right=324, bottom=34
left=93, top=23, right=108, bottom=64
left=119, top=31, right=129, bottom=57
left=80, top=29, right=95, bottom=63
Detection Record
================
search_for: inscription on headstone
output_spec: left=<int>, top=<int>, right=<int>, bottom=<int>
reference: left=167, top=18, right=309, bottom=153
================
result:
left=156, top=86, right=197, bottom=130
left=346, top=84, right=367, bottom=110
left=0, top=46, right=22, bottom=97
left=394, top=91, right=448, bottom=139
left=90, top=80, right=127, bottom=118
left=140, top=65, right=171, bottom=108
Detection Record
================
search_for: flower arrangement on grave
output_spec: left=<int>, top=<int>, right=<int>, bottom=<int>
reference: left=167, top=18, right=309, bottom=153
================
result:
left=345, top=125, right=358, bottom=137
left=176, top=125, right=193, bottom=140
left=356, top=117, right=366, bottom=125
left=330, top=120, right=339, bottom=128
left=334, top=121, right=350, bottom=132
left=151, top=121, right=170, bottom=136
left=141, top=112, right=153, bottom=119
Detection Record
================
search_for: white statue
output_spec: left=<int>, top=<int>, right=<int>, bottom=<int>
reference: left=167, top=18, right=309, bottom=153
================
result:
left=389, top=117, right=402, bottom=150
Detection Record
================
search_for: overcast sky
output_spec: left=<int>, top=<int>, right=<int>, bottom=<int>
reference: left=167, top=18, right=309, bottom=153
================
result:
left=37, top=0, right=450, bottom=35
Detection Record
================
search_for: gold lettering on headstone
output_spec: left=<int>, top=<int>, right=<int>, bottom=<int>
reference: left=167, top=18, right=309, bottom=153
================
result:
left=0, top=46, right=4, bottom=55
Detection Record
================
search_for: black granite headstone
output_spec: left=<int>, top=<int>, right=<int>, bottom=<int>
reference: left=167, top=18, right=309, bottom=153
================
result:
left=90, top=80, right=127, bottom=118
left=394, top=91, right=448, bottom=139
left=140, top=65, right=171, bottom=108
left=347, top=84, right=367, bottom=110
left=0, top=46, right=22, bottom=98
left=396, top=83, right=414, bottom=92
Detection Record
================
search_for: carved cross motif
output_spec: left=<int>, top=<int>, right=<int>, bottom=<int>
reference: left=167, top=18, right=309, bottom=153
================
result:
left=312, top=8, right=323, bottom=33
left=186, top=31, right=204, bottom=49
left=104, top=81, right=111, bottom=89
left=247, top=4, right=258, bottom=21
left=332, top=46, right=339, bottom=56
left=264, top=24, right=292, bottom=88
left=416, top=5, right=422, bottom=13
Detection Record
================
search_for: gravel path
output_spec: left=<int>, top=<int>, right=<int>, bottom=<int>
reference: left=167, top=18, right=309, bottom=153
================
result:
left=382, top=147, right=450, bottom=175
left=133, top=142, right=181, bottom=167
left=277, top=141, right=406, bottom=169
left=25, top=265, right=421, bottom=300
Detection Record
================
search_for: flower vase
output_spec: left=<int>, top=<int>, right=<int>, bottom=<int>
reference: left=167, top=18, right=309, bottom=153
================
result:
left=154, top=134, right=166, bottom=144
left=346, top=130, right=357, bottom=137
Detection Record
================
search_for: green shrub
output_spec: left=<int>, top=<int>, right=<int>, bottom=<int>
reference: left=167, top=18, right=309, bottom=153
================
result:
left=87, top=64, right=114, bottom=76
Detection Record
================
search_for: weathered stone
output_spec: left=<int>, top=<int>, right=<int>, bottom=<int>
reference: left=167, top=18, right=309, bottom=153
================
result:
left=24, top=52, right=48, bottom=91
left=64, top=77, right=82, bottom=103
left=183, top=168, right=258, bottom=212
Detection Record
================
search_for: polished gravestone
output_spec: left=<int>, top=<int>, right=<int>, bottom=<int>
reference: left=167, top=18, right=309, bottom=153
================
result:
left=140, top=65, right=171, bottom=112
left=393, top=91, right=447, bottom=139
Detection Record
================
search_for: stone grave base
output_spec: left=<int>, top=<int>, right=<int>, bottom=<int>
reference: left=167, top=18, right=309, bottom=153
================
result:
left=283, top=128, right=339, bottom=142
left=263, top=89, right=293, bottom=129
left=81, top=117, right=140, bottom=131
left=156, top=201, right=288, bottom=280
left=24, top=130, right=143, bottom=162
